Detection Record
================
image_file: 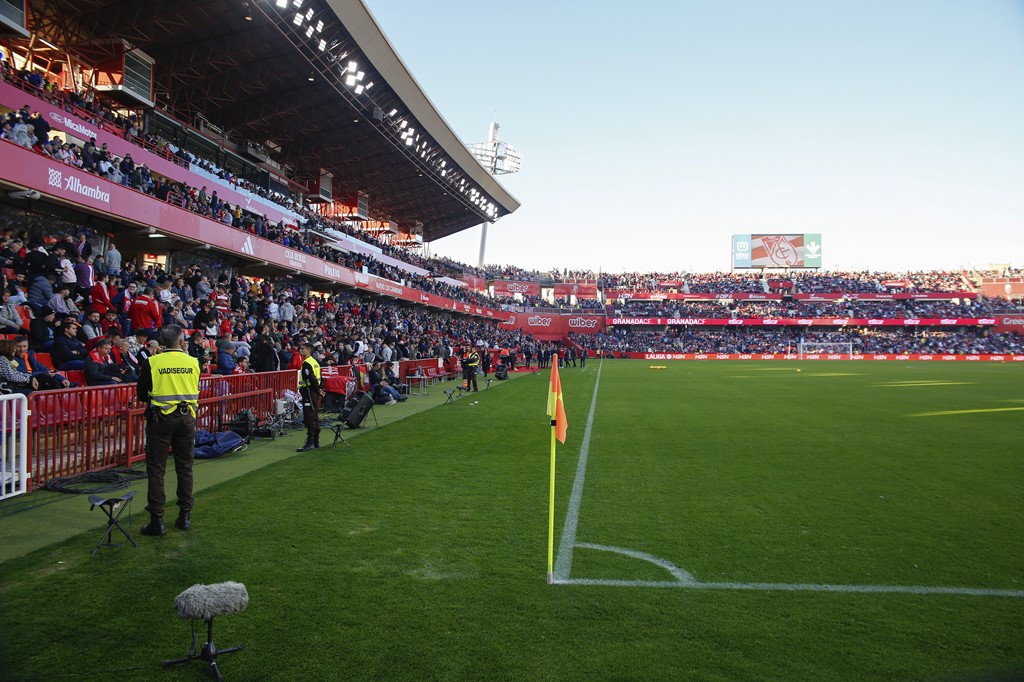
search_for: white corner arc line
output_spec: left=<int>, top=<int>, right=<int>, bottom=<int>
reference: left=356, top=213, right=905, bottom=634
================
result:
left=552, top=359, right=603, bottom=582
left=574, top=542, right=697, bottom=584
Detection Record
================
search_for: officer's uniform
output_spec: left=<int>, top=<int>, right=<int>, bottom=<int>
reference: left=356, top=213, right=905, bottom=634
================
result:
left=462, top=349, right=479, bottom=392
left=139, top=349, right=199, bottom=518
left=298, top=354, right=322, bottom=448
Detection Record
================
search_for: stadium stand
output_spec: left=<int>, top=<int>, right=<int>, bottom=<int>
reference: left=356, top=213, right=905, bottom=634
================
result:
left=0, top=0, right=1018, bottom=489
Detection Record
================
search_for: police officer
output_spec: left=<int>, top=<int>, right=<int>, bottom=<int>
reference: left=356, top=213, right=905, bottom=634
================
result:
left=296, top=342, right=323, bottom=452
left=138, top=324, right=200, bottom=536
left=462, top=346, right=479, bottom=392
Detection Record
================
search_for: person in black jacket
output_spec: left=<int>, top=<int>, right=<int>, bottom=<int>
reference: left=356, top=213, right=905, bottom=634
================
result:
left=249, top=324, right=279, bottom=372
left=29, top=305, right=58, bottom=352
left=50, top=319, right=87, bottom=370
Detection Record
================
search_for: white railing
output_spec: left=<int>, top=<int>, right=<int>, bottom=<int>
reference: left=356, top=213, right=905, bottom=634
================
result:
left=0, top=393, right=29, bottom=500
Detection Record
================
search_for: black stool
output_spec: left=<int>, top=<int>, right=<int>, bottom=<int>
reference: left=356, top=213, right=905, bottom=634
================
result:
left=443, top=388, right=463, bottom=404
left=164, top=582, right=248, bottom=682
left=88, top=490, right=138, bottom=556
left=485, top=379, right=493, bottom=390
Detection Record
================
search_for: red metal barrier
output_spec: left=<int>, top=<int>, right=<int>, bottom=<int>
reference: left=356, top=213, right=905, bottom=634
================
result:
left=26, top=371, right=296, bottom=489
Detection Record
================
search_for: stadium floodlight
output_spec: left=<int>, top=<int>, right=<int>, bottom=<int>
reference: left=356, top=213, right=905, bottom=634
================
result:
left=347, top=60, right=358, bottom=73
left=315, top=20, right=324, bottom=32
left=276, top=0, right=287, bottom=7
left=293, top=12, right=303, bottom=25
left=318, top=39, right=326, bottom=51
left=354, top=84, right=364, bottom=94
left=388, top=108, right=398, bottom=117
left=305, top=25, right=314, bottom=37
left=466, top=120, right=522, bottom=266
left=305, top=8, right=313, bottom=20
left=292, top=0, right=303, bottom=7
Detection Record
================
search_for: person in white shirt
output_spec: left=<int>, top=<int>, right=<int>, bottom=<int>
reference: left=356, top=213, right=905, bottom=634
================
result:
left=55, top=246, right=77, bottom=285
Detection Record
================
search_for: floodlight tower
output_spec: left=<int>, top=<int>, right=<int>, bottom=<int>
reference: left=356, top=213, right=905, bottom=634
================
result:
left=466, top=121, right=522, bottom=267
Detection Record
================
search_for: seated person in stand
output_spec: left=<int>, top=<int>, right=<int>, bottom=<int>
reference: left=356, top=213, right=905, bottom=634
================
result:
left=29, top=305, right=57, bottom=352
left=231, top=355, right=253, bottom=374
left=367, top=361, right=405, bottom=405
left=84, top=338, right=134, bottom=385
left=0, top=290, right=24, bottom=334
left=214, top=339, right=237, bottom=375
left=383, top=363, right=409, bottom=395
left=51, top=318, right=87, bottom=370
left=0, top=339, right=38, bottom=395
left=13, top=336, right=72, bottom=389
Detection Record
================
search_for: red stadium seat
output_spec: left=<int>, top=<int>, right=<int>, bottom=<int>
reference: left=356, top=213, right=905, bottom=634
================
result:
left=35, top=353, right=54, bottom=370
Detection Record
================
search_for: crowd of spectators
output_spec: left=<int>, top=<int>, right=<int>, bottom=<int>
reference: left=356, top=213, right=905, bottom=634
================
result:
left=2, top=59, right=1021, bottom=385
left=579, top=327, right=1022, bottom=355
left=613, top=298, right=996, bottom=319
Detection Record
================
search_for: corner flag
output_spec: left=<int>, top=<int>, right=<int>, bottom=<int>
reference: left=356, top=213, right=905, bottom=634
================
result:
left=547, top=354, right=568, bottom=583
left=547, top=359, right=568, bottom=443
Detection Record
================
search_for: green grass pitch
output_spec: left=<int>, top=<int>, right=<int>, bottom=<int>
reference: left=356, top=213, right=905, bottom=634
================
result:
left=1, top=360, right=1022, bottom=681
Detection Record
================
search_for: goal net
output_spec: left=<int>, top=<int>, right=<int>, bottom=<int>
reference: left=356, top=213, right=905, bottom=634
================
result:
left=797, top=341, right=853, bottom=359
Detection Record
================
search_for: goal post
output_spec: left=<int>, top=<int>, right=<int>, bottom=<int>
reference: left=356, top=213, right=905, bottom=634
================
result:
left=797, top=341, right=853, bottom=359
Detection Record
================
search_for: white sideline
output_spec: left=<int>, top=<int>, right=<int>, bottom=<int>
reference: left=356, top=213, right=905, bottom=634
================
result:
left=550, top=361, right=1024, bottom=598
left=552, top=359, right=603, bottom=582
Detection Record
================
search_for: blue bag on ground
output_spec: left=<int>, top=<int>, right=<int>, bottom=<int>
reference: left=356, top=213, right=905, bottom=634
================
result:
left=194, top=430, right=247, bottom=459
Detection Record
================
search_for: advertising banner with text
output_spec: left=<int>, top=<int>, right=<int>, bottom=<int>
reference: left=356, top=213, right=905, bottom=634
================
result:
left=609, top=317, right=996, bottom=327
left=605, top=291, right=977, bottom=301
left=498, top=314, right=605, bottom=339
left=493, top=280, right=541, bottom=297
left=993, top=315, right=1024, bottom=334
left=629, top=353, right=1022, bottom=362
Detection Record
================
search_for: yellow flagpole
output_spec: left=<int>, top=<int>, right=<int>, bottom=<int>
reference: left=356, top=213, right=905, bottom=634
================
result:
left=546, top=352, right=559, bottom=584
left=547, top=420, right=557, bottom=584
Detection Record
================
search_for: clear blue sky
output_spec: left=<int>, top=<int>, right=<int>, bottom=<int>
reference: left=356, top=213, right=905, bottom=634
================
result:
left=363, top=0, right=1024, bottom=274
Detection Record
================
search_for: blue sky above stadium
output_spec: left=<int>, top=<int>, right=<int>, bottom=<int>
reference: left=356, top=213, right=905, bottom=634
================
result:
left=364, top=0, right=1024, bottom=274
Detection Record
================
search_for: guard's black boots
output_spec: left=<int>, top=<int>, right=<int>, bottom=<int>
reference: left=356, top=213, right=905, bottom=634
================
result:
left=313, top=435, right=321, bottom=449
left=296, top=439, right=315, bottom=452
left=175, top=510, right=191, bottom=531
left=141, top=513, right=166, bottom=537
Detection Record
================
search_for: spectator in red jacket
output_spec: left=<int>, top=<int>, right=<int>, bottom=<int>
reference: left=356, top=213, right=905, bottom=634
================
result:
left=128, top=287, right=161, bottom=331
left=89, top=272, right=116, bottom=315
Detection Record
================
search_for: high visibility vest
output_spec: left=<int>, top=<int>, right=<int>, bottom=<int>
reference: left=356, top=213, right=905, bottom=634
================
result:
left=147, top=349, right=200, bottom=416
left=298, top=355, right=321, bottom=389
left=465, top=351, right=479, bottom=367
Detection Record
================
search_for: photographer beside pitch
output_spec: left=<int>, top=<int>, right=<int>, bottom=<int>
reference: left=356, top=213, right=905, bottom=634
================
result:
left=137, top=324, right=200, bottom=536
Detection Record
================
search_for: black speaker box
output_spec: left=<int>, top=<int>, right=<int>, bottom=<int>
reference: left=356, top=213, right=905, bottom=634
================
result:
left=495, top=365, right=510, bottom=380
left=345, top=393, right=374, bottom=429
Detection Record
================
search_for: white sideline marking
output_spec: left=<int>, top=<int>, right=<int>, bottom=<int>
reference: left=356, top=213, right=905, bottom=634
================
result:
left=552, top=360, right=603, bottom=582
left=551, top=361, right=1023, bottom=598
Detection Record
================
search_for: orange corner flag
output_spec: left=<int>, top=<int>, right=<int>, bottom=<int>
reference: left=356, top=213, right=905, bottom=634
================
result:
left=547, top=357, right=568, bottom=443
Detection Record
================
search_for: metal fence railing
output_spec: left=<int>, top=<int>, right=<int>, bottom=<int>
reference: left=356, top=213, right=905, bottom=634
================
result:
left=0, top=393, right=29, bottom=500
left=25, top=371, right=296, bottom=490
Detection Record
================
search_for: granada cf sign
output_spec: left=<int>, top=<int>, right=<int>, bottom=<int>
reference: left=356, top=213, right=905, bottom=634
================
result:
left=732, top=234, right=822, bottom=269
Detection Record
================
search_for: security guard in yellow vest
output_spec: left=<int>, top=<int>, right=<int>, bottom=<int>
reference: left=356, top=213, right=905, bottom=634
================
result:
left=137, top=324, right=200, bottom=536
left=462, top=346, right=479, bottom=392
left=297, top=342, right=323, bottom=452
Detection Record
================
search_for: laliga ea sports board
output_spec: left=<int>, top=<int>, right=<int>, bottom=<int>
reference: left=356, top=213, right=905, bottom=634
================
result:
left=732, top=234, right=822, bottom=269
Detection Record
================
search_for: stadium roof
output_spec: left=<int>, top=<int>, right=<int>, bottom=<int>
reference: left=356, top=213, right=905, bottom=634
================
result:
left=26, top=0, right=519, bottom=241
